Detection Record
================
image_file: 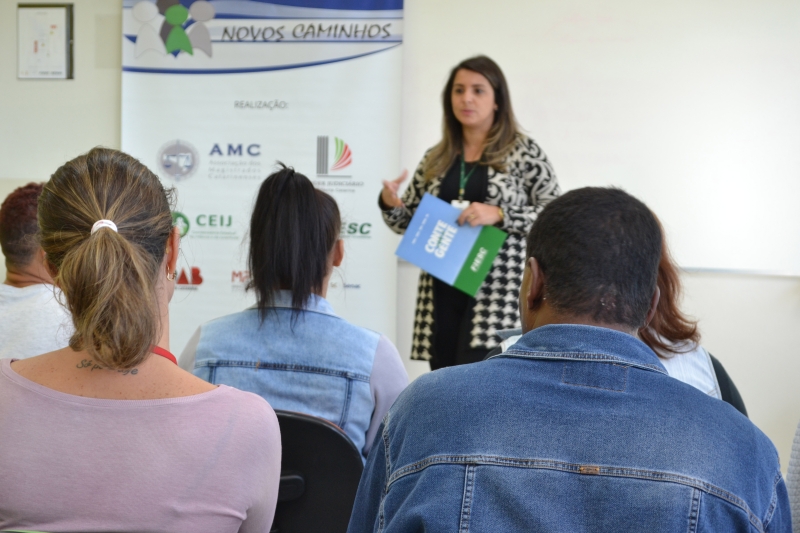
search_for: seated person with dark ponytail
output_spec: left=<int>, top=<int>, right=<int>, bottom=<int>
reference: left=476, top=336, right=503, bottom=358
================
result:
left=180, top=165, right=408, bottom=460
left=0, top=148, right=281, bottom=532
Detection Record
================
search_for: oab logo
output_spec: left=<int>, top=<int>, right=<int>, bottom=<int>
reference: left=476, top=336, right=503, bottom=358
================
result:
left=158, top=140, right=199, bottom=181
left=172, top=212, right=190, bottom=237
left=176, top=267, right=203, bottom=288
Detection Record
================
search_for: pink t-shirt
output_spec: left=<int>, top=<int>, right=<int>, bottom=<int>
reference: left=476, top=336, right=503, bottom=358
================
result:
left=0, top=358, right=281, bottom=533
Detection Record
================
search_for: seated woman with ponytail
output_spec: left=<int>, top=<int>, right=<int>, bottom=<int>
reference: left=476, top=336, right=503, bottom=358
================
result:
left=179, top=165, right=409, bottom=460
left=0, top=148, right=281, bottom=532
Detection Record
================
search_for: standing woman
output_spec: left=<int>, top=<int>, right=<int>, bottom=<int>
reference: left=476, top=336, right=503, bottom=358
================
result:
left=380, top=55, right=560, bottom=369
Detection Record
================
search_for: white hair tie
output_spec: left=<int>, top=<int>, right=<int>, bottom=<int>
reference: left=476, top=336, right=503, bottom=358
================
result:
left=91, top=220, right=118, bottom=234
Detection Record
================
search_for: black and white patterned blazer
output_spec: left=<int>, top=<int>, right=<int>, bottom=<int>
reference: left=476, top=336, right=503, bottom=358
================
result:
left=382, top=134, right=561, bottom=361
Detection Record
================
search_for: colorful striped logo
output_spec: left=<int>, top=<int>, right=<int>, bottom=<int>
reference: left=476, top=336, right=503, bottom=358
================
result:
left=317, top=135, right=352, bottom=175
left=331, top=137, right=352, bottom=170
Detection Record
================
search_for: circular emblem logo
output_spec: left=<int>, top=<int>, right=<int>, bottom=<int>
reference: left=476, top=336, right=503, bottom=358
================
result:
left=172, top=211, right=190, bottom=237
left=158, top=140, right=199, bottom=181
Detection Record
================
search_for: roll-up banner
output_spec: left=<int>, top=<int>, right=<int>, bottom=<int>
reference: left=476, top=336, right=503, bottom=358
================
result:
left=121, top=0, right=402, bottom=355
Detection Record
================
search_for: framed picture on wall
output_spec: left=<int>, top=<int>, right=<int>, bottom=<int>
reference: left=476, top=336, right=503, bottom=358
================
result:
left=17, top=3, right=74, bottom=79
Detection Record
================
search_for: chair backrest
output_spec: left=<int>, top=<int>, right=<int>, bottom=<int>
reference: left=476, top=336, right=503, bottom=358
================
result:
left=270, top=410, right=364, bottom=533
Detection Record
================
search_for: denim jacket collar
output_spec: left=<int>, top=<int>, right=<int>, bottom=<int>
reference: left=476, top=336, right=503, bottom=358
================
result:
left=250, top=290, right=338, bottom=319
left=500, top=324, right=668, bottom=375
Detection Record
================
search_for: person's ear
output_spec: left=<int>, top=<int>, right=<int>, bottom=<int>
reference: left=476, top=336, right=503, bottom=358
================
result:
left=331, top=239, right=344, bottom=268
left=643, top=286, right=661, bottom=328
left=525, top=257, right=545, bottom=310
left=166, top=226, right=180, bottom=274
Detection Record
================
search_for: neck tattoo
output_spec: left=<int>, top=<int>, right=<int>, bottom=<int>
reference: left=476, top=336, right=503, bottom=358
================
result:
left=76, top=358, right=139, bottom=376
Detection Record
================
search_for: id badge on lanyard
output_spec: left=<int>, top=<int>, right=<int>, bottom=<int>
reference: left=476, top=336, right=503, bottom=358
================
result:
left=452, top=156, right=476, bottom=211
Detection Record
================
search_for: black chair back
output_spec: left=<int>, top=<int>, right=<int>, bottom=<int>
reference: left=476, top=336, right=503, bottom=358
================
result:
left=270, top=410, right=364, bottom=533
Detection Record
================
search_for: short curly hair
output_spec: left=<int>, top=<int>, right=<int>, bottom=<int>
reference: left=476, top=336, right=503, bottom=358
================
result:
left=526, top=187, right=662, bottom=329
left=0, top=182, right=44, bottom=267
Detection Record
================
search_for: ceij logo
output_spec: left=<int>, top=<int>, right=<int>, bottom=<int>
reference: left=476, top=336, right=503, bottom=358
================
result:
left=316, top=136, right=352, bottom=176
left=172, top=212, right=190, bottom=237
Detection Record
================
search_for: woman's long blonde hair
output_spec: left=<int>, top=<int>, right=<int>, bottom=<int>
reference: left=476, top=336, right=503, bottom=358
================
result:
left=38, top=148, right=174, bottom=370
left=424, top=55, right=520, bottom=181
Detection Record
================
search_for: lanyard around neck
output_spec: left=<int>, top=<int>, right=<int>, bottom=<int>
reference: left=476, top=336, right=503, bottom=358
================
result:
left=459, top=155, right=478, bottom=200
left=151, top=345, right=178, bottom=365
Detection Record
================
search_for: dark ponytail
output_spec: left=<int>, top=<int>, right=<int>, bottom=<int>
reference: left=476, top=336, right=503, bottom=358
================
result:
left=248, top=164, right=341, bottom=321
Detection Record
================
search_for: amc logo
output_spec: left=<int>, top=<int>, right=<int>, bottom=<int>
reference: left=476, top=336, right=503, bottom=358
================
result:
left=176, top=267, right=204, bottom=286
left=209, top=143, right=261, bottom=156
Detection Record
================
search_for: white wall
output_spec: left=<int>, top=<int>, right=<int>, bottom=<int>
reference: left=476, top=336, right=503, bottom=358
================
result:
left=400, top=0, right=800, bottom=274
left=1, top=0, right=798, bottom=472
left=0, top=0, right=122, bottom=182
left=682, top=272, right=800, bottom=468
left=0, top=0, right=122, bottom=281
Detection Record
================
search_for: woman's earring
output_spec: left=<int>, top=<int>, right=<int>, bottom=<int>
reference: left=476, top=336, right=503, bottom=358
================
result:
left=166, top=267, right=177, bottom=281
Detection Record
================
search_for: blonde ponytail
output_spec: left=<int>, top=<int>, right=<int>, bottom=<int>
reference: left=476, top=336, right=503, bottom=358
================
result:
left=39, top=148, right=174, bottom=370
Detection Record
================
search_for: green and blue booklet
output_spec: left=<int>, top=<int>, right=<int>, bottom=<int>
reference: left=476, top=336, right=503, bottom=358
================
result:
left=395, top=194, right=507, bottom=297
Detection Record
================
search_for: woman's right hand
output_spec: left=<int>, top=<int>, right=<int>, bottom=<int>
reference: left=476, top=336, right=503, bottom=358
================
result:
left=381, top=170, right=408, bottom=209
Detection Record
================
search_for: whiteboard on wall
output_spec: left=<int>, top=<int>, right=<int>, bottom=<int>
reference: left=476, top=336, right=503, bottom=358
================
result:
left=401, top=0, right=800, bottom=275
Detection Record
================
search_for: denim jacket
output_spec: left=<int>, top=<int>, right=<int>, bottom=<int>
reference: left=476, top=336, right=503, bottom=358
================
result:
left=189, top=293, right=380, bottom=456
left=348, top=324, right=790, bottom=533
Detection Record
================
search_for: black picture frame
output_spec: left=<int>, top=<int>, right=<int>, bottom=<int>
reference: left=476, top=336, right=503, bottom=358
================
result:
left=17, top=3, right=74, bottom=79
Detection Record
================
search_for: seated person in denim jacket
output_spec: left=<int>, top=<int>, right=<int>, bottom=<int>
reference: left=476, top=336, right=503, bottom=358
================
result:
left=180, top=165, right=409, bottom=459
left=348, top=188, right=790, bottom=533
left=490, top=218, right=749, bottom=416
